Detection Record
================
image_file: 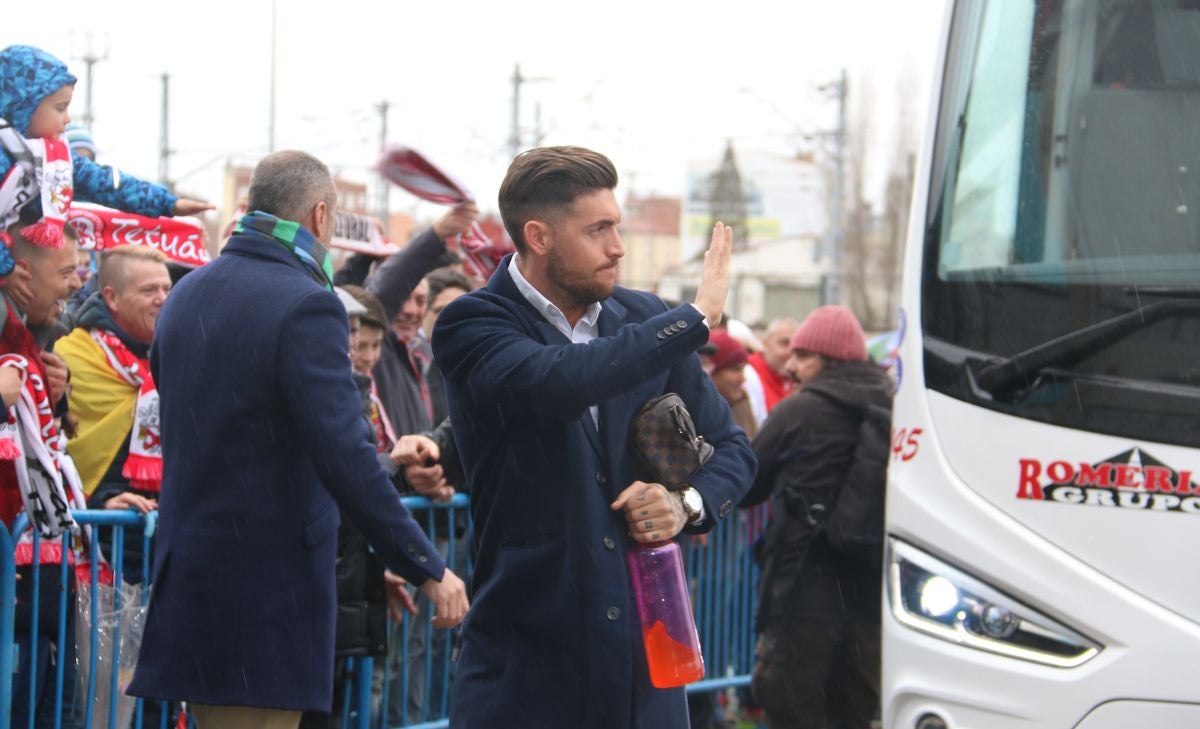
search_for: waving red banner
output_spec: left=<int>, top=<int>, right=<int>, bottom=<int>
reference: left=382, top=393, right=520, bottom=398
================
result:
left=376, top=146, right=515, bottom=280
left=67, top=202, right=211, bottom=268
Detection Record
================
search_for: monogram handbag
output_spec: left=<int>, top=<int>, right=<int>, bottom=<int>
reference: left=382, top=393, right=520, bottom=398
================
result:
left=629, top=393, right=714, bottom=491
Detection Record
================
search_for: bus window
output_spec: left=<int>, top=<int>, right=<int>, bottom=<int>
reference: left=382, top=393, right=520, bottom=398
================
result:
left=922, top=0, right=1200, bottom=447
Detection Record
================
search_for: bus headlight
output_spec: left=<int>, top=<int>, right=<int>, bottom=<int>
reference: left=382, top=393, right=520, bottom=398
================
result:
left=888, top=539, right=1101, bottom=668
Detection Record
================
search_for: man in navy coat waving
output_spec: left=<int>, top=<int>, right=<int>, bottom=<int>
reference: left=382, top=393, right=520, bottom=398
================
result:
left=128, top=151, right=468, bottom=728
left=434, top=146, right=755, bottom=728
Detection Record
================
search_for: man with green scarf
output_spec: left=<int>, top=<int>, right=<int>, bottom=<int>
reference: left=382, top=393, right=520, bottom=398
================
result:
left=127, top=150, right=468, bottom=729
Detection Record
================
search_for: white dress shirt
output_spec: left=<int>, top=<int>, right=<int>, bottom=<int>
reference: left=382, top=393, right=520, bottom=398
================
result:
left=509, top=254, right=603, bottom=428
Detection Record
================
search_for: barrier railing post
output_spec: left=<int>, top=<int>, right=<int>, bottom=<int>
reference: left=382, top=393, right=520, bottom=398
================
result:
left=354, top=656, right=373, bottom=729
left=52, top=539, right=70, bottom=729
left=379, top=618, right=392, bottom=729
left=0, top=525, right=15, bottom=725
left=107, top=525, right=125, bottom=729
left=3, top=495, right=767, bottom=729
left=84, top=531, right=99, bottom=729
left=27, top=527, right=40, bottom=729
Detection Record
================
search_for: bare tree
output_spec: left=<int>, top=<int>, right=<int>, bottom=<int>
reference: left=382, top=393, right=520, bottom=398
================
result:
left=841, top=77, right=878, bottom=327
left=838, top=73, right=919, bottom=331
left=704, top=141, right=750, bottom=251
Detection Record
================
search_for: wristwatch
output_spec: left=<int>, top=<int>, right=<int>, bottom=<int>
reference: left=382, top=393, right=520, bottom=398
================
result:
left=676, top=486, right=704, bottom=525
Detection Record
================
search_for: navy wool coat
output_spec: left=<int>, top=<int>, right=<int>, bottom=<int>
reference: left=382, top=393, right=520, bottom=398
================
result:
left=127, top=234, right=446, bottom=712
left=433, top=258, right=756, bottom=729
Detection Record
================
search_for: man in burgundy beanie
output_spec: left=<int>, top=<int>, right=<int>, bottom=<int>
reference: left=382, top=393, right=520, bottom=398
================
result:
left=703, top=328, right=758, bottom=438
left=739, top=304, right=892, bottom=729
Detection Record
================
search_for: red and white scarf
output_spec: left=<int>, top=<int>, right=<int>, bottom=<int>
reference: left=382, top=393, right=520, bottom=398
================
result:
left=90, top=329, right=162, bottom=492
left=0, top=121, right=74, bottom=249
left=0, top=301, right=88, bottom=565
left=0, top=356, right=88, bottom=567
left=368, top=376, right=397, bottom=453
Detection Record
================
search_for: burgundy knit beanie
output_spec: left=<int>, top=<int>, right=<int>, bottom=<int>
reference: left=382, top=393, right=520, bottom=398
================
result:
left=706, top=329, right=749, bottom=373
left=789, top=305, right=867, bottom=362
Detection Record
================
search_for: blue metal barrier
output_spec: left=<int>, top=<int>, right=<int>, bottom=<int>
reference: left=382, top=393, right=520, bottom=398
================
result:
left=374, top=494, right=471, bottom=729
left=1, top=498, right=768, bottom=729
left=354, top=498, right=769, bottom=729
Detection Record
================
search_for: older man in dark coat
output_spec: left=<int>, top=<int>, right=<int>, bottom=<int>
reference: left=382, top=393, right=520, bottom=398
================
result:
left=434, top=146, right=755, bottom=729
left=127, top=150, right=468, bottom=728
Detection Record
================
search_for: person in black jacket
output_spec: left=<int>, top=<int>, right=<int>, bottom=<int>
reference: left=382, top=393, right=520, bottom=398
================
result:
left=741, top=305, right=892, bottom=729
left=300, top=289, right=440, bottom=729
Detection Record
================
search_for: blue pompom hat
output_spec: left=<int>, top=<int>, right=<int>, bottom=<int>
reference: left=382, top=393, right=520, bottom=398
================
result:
left=0, top=45, right=77, bottom=135
left=64, top=122, right=95, bottom=156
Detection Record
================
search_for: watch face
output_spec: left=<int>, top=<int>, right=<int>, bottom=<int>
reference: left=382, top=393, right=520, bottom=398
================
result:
left=682, top=488, right=702, bottom=516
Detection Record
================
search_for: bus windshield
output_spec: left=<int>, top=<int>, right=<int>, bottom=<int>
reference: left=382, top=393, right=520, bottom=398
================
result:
left=922, top=0, right=1200, bottom=447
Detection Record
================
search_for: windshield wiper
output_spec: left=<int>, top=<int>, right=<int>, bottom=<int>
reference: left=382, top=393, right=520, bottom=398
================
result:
left=975, top=299, right=1200, bottom=397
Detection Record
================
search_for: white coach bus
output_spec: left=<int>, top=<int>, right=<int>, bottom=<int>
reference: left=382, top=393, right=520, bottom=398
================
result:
left=883, top=1, right=1200, bottom=727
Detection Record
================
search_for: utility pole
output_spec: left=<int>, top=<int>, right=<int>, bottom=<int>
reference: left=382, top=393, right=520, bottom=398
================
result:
left=508, top=64, right=523, bottom=160
left=76, top=32, right=109, bottom=129
left=376, top=100, right=390, bottom=220
left=828, top=69, right=848, bottom=307
left=268, top=0, right=278, bottom=153
left=508, top=64, right=551, bottom=160
left=159, top=73, right=171, bottom=190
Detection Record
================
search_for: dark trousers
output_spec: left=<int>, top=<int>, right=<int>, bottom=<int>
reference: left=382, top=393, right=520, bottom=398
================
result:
left=11, top=631, right=85, bottom=729
left=751, top=619, right=880, bottom=729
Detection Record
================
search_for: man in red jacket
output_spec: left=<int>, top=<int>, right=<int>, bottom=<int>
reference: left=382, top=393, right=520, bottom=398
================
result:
left=0, top=224, right=81, bottom=525
left=744, top=317, right=798, bottom=425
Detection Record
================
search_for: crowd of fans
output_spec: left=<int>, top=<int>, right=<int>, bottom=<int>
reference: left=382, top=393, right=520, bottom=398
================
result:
left=1, top=41, right=893, bottom=729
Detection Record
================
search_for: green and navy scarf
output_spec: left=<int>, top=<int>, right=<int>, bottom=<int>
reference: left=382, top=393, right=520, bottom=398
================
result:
left=234, top=210, right=335, bottom=291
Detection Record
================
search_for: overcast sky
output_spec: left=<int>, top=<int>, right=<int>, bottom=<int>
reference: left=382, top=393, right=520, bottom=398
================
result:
left=4, top=0, right=947, bottom=220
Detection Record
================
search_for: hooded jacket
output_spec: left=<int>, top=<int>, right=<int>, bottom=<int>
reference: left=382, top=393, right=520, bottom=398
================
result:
left=743, top=359, right=893, bottom=623
left=0, top=44, right=178, bottom=221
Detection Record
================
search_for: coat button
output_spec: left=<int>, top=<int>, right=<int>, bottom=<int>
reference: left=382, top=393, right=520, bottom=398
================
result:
left=418, top=554, right=429, bottom=563
left=676, top=320, right=688, bottom=329
left=668, top=324, right=679, bottom=333
left=596, top=471, right=607, bottom=484
left=406, top=543, right=418, bottom=554
left=656, top=331, right=667, bottom=340
left=718, top=501, right=733, bottom=518
left=603, top=536, right=615, bottom=550
left=606, top=606, right=621, bottom=621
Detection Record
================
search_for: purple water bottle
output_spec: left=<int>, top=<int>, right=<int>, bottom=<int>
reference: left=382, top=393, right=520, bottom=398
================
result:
left=627, top=540, right=705, bottom=688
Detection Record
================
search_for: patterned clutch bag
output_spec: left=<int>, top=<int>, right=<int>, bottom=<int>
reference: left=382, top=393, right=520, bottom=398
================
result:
left=629, top=393, right=714, bottom=491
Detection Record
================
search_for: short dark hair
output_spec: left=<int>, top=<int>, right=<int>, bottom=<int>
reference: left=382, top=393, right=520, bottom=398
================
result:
left=339, top=284, right=388, bottom=331
left=498, top=146, right=618, bottom=254
left=425, top=266, right=474, bottom=304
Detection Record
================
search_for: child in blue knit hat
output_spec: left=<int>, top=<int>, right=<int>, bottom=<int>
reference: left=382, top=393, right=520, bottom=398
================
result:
left=0, top=44, right=212, bottom=283
left=64, top=122, right=96, bottom=160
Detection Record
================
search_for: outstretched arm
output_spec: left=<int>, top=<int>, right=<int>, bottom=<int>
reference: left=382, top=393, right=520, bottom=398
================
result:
left=433, top=222, right=735, bottom=423
left=73, top=155, right=177, bottom=219
left=367, top=203, right=479, bottom=320
left=277, top=289, right=448, bottom=586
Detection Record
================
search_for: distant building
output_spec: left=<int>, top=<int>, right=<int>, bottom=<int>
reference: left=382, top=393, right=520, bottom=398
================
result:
left=661, top=146, right=833, bottom=327
left=387, top=212, right=415, bottom=245
left=684, top=149, right=828, bottom=260
left=619, top=194, right=682, bottom=292
left=658, top=234, right=827, bottom=329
